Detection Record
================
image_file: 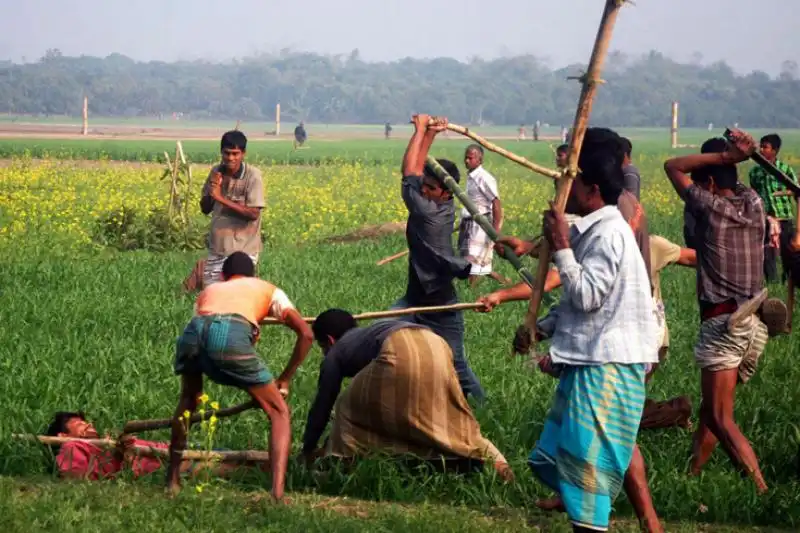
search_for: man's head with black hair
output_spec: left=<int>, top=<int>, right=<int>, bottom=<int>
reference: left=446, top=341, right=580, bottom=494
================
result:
left=311, top=308, right=358, bottom=354
left=222, top=252, right=255, bottom=281
left=464, top=144, right=484, bottom=172
left=691, top=137, right=739, bottom=192
left=760, top=133, right=782, bottom=164
left=556, top=144, right=569, bottom=169
left=421, top=158, right=460, bottom=204
left=220, top=130, right=247, bottom=175
left=45, top=411, right=95, bottom=452
left=620, top=137, right=633, bottom=165
left=567, top=127, right=625, bottom=215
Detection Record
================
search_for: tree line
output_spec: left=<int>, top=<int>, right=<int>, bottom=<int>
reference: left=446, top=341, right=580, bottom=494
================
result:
left=1, top=48, right=799, bottom=128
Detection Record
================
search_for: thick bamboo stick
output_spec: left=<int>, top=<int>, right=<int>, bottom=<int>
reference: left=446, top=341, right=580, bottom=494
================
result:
left=425, top=156, right=536, bottom=288
left=14, top=435, right=269, bottom=462
left=261, top=302, right=486, bottom=325
left=123, top=400, right=257, bottom=434
left=444, top=123, right=561, bottom=180
left=519, top=0, right=627, bottom=355
left=670, top=102, right=679, bottom=149
left=376, top=249, right=409, bottom=266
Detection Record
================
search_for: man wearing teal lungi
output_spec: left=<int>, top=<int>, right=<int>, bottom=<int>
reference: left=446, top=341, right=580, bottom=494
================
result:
left=500, top=128, right=661, bottom=532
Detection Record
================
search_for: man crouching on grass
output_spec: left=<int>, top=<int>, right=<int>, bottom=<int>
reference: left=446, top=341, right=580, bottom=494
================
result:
left=168, top=252, right=314, bottom=502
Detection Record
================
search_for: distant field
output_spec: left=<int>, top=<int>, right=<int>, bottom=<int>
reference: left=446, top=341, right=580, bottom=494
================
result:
left=1, top=127, right=799, bottom=165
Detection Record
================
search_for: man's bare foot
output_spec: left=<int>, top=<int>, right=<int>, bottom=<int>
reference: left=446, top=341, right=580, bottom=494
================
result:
left=535, top=496, right=566, bottom=513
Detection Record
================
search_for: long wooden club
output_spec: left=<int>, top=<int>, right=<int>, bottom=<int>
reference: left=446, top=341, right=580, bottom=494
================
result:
left=516, top=0, right=628, bottom=355
left=444, top=123, right=561, bottom=180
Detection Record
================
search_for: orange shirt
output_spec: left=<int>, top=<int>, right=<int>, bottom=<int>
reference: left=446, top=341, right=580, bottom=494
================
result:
left=194, top=276, right=294, bottom=326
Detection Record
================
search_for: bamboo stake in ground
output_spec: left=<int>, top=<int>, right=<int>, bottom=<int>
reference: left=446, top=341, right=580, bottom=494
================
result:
left=123, top=400, right=257, bottom=434
left=671, top=101, right=679, bottom=149
left=444, top=123, right=561, bottom=180
left=82, top=96, right=88, bottom=136
left=14, top=434, right=270, bottom=463
left=425, top=156, right=536, bottom=288
left=518, top=0, right=628, bottom=355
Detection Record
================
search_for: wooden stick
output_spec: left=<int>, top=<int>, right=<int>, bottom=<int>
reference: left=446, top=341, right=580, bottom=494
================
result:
left=261, top=302, right=486, bottom=325
left=13, top=435, right=269, bottom=462
left=519, top=0, right=627, bottom=355
left=722, top=129, right=800, bottom=196
left=425, top=156, right=536, bottom=289
left=444, top=123, right=561, bottom=180
left=376, top=249, right=409, bottom=266
left=670, top=101, right=679, bottom=149
left=123, top=400, right=257, bottom=434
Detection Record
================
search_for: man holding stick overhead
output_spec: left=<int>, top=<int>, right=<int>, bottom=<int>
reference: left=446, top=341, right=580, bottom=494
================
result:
left=498, top=128, right=661, bottom=532
left=390, top=114, right=484, bottom=403
left=458, top=144, right=510, bottom=286
left=663, top=131, right=771, bottom=494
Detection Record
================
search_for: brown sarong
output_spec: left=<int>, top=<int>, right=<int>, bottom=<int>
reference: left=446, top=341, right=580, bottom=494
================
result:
left=326, top=328, right=505, bottom=465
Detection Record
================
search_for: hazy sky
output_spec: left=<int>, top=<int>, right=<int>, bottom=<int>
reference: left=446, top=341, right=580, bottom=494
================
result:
left=1, top=0, right=795, bottom=75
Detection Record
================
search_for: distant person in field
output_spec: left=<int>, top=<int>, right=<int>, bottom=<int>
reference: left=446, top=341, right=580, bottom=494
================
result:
left=45, top=411, right=267, bottom=481
left=390, top=114, right=484, bottom=404
left=621, top=137, right=641, bottom=200
left=199, top=130, right=265, bottom=288
left=494, top=128, right=662, bottom=533
left=458, top=144, right=510, bottom=287
left=384, top=121, right=392, bottom=140
left=664, top=130, right=786, bottom=495
left=555, top=144, right=569, bottom=170
left=168, top=252, right=314, bottom=502
left=518, top=124, right=526, bottom=141
left=533, top=121, right=541, bottom=142
left=300, top=309, right=513, bottom=481
left=294, top=121, right=307, bottom=149
left=748, top=133, right=799, bottom=283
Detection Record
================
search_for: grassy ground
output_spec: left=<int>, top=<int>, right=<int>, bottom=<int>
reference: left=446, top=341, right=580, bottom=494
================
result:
left=1, top=135, right=800, bottom=531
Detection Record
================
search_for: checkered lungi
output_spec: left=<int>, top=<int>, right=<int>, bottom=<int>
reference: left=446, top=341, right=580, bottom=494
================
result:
left=458, top=216, right=493, bottom=276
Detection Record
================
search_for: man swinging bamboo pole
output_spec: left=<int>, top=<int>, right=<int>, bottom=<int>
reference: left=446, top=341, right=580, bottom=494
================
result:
left=515, top=0, right=628, bottom=355
left=425, top=155, right=537, bottom=289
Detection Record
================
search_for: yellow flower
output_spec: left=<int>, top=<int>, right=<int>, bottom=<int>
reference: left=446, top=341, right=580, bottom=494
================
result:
left=209, top=415, right=218, bottom=425
left=195, top=484, right=204, bottom=493
left=183, top=410, right=191, bottom=419
left=210, top=401, right=219, bottom=410
left=198, top=393, right=209, bottom=404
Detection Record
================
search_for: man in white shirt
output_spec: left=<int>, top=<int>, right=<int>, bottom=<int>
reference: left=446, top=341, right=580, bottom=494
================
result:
left=499, top=128, right=662, bottom=533
left=457, top=144, right=510, bottom=286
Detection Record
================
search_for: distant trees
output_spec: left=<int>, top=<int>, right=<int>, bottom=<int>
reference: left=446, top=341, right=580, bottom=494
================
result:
left=0, top=49, right=798, bottom=127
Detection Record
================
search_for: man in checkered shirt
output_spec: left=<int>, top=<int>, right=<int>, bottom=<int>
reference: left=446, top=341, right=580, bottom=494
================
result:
left=665, top=129, right=773, bottom=494
left=748, top=133, right=799, bottom=283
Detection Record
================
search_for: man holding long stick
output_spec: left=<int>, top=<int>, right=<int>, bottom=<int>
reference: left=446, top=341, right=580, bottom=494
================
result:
left=389, top=114, right=484, bottom=403
left=499, top=128, right=661, bottom=532
left=663, top=130, right=770, bottom=494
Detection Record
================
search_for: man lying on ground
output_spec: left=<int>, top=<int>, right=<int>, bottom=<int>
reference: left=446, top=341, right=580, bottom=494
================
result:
left=45, top=411, right=266, bottom=480
left=299, top=309, right=513, bottom=482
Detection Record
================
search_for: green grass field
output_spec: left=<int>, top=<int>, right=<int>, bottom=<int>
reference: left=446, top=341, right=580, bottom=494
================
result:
left=1, top=131, right=800, bottom=532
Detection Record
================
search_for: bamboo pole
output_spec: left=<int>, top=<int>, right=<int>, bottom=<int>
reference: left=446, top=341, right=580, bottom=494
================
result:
left=177, top=141, right=192, bottom=224
left=671, top=101, right=679, bottom=149
left=261, top=302, right=486, bottom=325
left=376, top=249, right=409, bottom=266
left=123, top=400, right=257, bottom=434
left=13, top=435, right=269, bottom=462
left=519, top=0, right=627, bottom=355
left=168, top=142, right=180, bottom=219
left=425, top=155, right=536, bottom=288
left=275, top=103, right=281, bottom=136
left=444, top=123, right=561, bottom=180
left=82, top=96, right=88, bottom=136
